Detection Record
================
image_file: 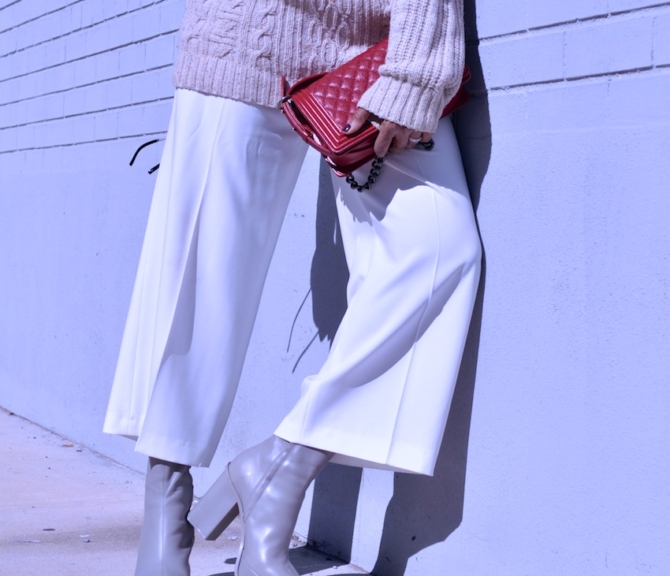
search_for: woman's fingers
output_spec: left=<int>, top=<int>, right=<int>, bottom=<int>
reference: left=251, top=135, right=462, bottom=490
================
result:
left=377, top=121, right=411, bottom=156
left=375, top=122, right=398, bottom=156
left=343, top=108, right=371, bottom=134
left=343, top=108, right=434, bottom=157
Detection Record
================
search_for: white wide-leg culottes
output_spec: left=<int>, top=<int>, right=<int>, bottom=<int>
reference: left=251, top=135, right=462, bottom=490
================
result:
left=104, top=89, right=481, bottom=475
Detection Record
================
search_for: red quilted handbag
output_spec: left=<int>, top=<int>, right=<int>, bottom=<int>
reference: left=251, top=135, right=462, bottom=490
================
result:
left=280, top=38, right=471, bottom=189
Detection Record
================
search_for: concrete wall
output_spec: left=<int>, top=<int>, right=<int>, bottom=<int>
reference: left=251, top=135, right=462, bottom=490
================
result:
left=1, top=1, right=669, bottom=575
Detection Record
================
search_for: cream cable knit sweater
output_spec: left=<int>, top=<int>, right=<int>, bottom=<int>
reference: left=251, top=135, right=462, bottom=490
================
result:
left=173, top=0, right=464, bottom=133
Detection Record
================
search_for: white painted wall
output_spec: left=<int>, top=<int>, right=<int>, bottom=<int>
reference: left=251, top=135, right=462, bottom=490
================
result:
left=1, top=1, right=669, bottom=575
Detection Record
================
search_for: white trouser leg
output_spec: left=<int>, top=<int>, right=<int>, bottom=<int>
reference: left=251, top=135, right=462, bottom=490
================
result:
left=105, top=90, right=308, bottom=466
left=276, top=118, right=481, bottom=475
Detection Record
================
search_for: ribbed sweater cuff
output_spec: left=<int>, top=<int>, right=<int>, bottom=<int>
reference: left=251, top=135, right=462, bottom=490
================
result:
left=357, top=75, right=460, bottom=133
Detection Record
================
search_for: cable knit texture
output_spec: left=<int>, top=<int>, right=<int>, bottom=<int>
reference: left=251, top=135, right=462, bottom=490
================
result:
left=173, top=0, right=464, bottom=132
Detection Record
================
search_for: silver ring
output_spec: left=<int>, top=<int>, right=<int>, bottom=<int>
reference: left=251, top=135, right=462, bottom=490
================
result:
left=409, top=137, right=421, bottom=144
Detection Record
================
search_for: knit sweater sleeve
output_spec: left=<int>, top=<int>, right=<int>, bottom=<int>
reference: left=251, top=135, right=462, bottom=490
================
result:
left=356, top=0, right=465, bottom=133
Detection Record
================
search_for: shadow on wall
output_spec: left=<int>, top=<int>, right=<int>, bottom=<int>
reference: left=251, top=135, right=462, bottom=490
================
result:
left=310, top=161, right=350, bottom=345
left=290, top=160, right=350, bottom=372
left=305, top=1, right=492, bottom=574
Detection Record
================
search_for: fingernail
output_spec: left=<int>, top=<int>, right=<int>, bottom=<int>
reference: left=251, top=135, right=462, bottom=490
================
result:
left=343, top=124, right=351, bottom=133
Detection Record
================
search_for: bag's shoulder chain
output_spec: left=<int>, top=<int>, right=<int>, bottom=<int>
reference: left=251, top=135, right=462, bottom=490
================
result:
left=345, top=157, right=385, bottom=193
left=343, top=138, right=435, bottom=193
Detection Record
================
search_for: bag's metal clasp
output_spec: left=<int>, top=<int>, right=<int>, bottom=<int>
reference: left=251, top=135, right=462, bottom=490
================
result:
left=277, top=95, right=293, bottom=110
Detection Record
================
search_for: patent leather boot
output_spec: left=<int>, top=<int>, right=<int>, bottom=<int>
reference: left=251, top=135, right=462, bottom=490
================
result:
left=135, top=457, right=195, bottom=576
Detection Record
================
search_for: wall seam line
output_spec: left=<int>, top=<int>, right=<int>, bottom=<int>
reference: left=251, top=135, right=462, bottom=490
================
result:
left=477, top=3, right=670, bottom=42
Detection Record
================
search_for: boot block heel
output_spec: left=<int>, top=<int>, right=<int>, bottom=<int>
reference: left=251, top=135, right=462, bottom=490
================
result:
left=187, top=468, right=239, bottom=541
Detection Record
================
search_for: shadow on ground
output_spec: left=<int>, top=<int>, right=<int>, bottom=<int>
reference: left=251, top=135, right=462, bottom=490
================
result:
left=206, top=544, right=367, bottom=576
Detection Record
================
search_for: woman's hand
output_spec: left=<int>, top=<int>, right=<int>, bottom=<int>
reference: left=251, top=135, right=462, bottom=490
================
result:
left=343, top=108, right=433, bottom=158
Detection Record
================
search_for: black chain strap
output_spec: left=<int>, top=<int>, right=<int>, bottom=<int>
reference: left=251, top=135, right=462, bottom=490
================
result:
left=343, top=139, right=434, bottom=193
left=346, top=156, right=385, bottom=193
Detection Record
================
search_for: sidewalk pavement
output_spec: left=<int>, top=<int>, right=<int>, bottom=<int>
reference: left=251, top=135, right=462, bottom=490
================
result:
left=0, top=408, right=366, bottom=576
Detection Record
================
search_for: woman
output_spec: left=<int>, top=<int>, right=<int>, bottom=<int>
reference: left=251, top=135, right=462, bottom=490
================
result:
left=103, top=1, right=481, bottom=575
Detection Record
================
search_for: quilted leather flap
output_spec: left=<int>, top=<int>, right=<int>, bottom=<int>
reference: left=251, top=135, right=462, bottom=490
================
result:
left=309, top=38, right=389, bottom=128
